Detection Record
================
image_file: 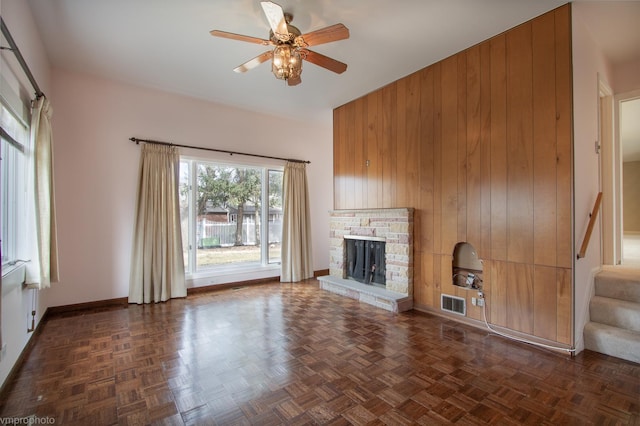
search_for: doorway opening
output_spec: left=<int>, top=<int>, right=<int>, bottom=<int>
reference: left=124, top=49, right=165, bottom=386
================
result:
left=619, top=95, right=640, bottom=266
left=602, top=84, right=640, bottom=267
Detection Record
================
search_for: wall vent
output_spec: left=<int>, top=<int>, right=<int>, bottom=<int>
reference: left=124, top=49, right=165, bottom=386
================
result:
left=441, top=294, right=466, bottom=316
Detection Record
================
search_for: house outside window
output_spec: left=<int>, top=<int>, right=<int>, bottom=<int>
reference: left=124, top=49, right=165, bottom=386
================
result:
left=179, top=158, right=283, bottom=275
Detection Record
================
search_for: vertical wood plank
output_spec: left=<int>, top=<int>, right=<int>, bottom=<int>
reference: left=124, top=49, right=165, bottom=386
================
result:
left=418, top=252, right=434, bottom=308
left=490, top=35, right=508, bottom=261
left=534, top=265, right=558, bottom=341
left=507, top=262, right=534, bottom=334
left=433, top=63, right=443, bottom=255
left=396, top=79, right=408, bottom=207
left=343, top=102, right=356, bottom=209
left=479, top=41, right=492, bottom=260
left=382, top=83, right=397, bottom=208
left=466, top=46, right=482, bottom=252
left=414, top=249, right=423, bottom=305
left=433, top=253, right=442, bottom=305
left=367, top=91, right=382, bottom=208
left=556, top=267, right=573, bottom=344
left=441, top=56, right=459, bottom=256
left=457, top=54, right=468, bottom=244
left=338, top=105, right=351, bottom=209
left=480, top=260, right=492, bottom=323
left=532, top=12, right=558, bottom=267
left=555, top=4, right=573, bottom=268
left=354, top=97, right=366, bottom=209
left=440, top=254, right=455, bottom=297
left=333, top=107, right=343, bottom=209
left=420, top=66, right=435, bottom=254
left=406, top=72, right=421, bottom=210
left=506, top=23, right=534, bottom=264
left=489, top=260, right=507, bottom=327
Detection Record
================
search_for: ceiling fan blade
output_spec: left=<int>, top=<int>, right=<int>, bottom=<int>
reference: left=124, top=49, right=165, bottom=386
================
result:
left=233, top=51, right=273, bottom=73
left=287, top=75, right=301, bottom=86
left=304, top=50, right=348, bottom=74
left=210, top=30, right=272, bottom=46
left=298, top=23, right=349, bottom=47
left=261, top=1, right=289, bottom=41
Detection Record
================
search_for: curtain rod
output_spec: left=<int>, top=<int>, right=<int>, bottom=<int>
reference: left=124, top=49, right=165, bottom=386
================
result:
left=129, top=137, right=310, bottom=164
left=1, top=18, right=45, bottom=100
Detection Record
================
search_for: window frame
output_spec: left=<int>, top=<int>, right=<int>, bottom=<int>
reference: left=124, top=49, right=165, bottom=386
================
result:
left=180, top=154, right=284, bottom=280
left=0, top=100, right=29, bottom=269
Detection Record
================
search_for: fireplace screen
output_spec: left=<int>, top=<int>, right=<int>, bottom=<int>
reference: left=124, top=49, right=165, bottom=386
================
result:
left=345, top=238, right=386, bottom=286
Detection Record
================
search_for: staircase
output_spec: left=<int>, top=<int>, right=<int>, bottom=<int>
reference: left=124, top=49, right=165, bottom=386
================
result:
left=584, top=267, right=640, bottom=363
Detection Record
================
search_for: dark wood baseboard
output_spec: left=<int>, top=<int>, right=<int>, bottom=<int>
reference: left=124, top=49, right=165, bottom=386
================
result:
left=46, top=297, right=129, bottom=317
left=314, top=269, right=329, bottom=277
left=45, top=270, right=327, bottom=315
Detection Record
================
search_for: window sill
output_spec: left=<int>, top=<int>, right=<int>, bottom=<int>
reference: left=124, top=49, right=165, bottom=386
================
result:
left=186, top=263, right=281, bottom=288
left=2, top=262, right=26, bottom=296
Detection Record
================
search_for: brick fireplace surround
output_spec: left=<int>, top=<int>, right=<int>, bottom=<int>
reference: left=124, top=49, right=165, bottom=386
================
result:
left=318, top=208, right=414, bottom=313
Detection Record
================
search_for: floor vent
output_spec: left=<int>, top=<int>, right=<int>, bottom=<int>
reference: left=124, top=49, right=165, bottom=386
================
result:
left=441, top=294, right=466, bottom=316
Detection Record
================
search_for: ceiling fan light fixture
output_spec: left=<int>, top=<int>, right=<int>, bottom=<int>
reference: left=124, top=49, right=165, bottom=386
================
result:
left=271, top=44, right=302, bottom=81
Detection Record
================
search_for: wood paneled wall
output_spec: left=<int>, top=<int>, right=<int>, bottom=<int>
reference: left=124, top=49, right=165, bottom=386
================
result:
left=333, top=5, right=573, bottom=345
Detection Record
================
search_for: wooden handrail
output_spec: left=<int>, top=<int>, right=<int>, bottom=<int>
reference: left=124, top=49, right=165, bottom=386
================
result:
left=577, top=192, right=602, bottom=259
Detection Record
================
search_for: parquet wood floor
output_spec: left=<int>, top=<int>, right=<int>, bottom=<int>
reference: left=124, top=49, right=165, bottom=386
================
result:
left=0, top=279, right=638, bottom=425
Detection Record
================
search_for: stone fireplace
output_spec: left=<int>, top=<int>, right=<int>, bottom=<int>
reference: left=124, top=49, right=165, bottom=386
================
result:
left=318, top=208, right=414, bottom=312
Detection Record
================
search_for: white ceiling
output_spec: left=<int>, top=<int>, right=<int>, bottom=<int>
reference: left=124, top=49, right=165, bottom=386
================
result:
left=22, top=0, right=640, bottom=127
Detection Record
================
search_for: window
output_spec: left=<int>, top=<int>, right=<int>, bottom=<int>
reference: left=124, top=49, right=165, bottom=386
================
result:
left=1, top=101, right=28, bottom=267
left=179, top=158, right=283, bottom=275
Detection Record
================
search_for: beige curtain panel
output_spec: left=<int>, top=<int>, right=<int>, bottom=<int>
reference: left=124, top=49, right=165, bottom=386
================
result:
left=25, top=96, right=59, bottom=289
left=281, top=161, right=313, bottom=282
left=129, top=144, right=186, bottom=303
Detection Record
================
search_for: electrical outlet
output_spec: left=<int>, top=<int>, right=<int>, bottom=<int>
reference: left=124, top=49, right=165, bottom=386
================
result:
left=477, top=298, right=484, bottom=307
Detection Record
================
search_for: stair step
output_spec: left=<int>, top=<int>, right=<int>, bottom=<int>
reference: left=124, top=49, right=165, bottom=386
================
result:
left=595, top=269, right=640, bottom=303
left=584, top=322, right=640, bottom=364
left=590, top=296, right=640, bottom=332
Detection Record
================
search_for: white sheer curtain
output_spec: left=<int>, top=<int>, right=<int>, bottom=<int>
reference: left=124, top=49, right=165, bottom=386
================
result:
left=281, top=161, right=313, bottom=282
left=25, top=96, right=59, bottom=289
left=129, top=144, right=186, bottom=303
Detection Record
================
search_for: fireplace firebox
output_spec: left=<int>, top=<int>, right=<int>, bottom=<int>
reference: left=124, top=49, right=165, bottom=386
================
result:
left=345, top=236, right=386, bottom=287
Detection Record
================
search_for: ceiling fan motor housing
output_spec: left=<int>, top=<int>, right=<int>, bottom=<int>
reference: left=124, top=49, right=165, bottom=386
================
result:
left=269, top=21, right=301, bottom=44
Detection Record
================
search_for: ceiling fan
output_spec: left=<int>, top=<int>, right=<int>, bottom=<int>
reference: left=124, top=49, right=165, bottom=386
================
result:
left=210, top=1, right=349, bottom=86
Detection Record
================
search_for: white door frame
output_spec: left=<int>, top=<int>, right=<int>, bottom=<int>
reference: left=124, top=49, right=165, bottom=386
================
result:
left=614, top=88, right=640, bottom=264
left=599, top=75, right=615, bottom=265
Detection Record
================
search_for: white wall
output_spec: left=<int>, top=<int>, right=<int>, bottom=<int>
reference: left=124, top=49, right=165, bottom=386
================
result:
left=571, top=3, right=615, bottom=353
left=613, top=57, right=640, bottom=95
left=46, top=69, right=333, bottom=308
left=623, top=161, right=640, bottom=233
left=0, top=0, right=52, bottom=388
